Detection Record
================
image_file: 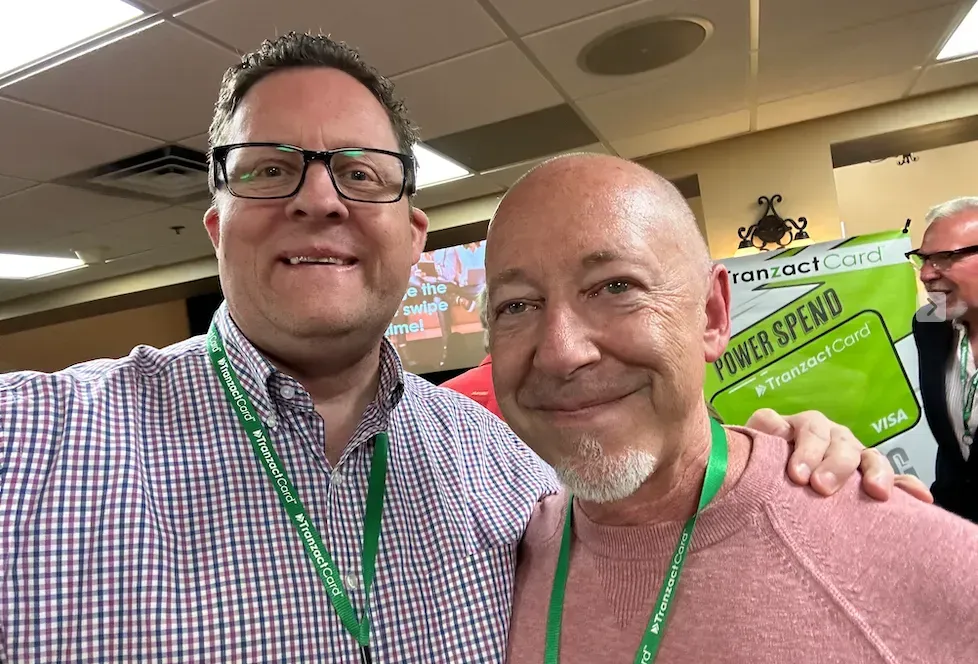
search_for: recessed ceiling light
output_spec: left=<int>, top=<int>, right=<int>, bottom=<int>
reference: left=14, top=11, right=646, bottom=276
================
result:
left=938, top=0, right=978, bottom=61
left=0, top=253, right=86, bottom=280
left=0, top=0, right=144, bottom=77
left=413, top=144, right=472, bottom=189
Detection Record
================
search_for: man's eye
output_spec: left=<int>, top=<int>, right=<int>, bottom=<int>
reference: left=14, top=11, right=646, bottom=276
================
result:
left=603, top=280, right=630, bottom=295
left=499, top=302, right=529, bottom=316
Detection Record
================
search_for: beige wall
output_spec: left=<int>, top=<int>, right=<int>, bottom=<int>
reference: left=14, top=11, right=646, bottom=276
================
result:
left=637, top=85, right=978, bottom=258
left=0, top=299, right=190, bottom=373
left=835, top=138, right=978, bottom=250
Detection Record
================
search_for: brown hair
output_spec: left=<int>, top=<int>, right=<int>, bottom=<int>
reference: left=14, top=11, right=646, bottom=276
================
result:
left=208, top=32, right=419, bottom=155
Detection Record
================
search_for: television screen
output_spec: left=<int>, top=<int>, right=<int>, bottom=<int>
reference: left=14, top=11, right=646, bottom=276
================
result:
left=385, top=240, right=488, bottom=375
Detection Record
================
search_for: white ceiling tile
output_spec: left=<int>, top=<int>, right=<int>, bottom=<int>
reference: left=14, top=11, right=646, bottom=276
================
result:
left=0, top=185, right=167, bottom=251
left=4, top=23, right=237, bottom=142
left=181, top=197, right=212, bottom=212
left=756, top=71, right=917, bottom=131
left=524, top=0, right=748, bottom=100
left=912, top=56, right=978, bottom=95
left=32, top=206, right=213, bottom=265
left=482, top=142, right=610, bottom=188
left=576, top=53, right=747, bottom=140
left=413, top=176, right=504, bottom=210
left=391, top=43, right=562, bottom=140
left=488, top=0, right=638, bottom=35
left=611, top=110, right=751, bottom=160
left=0, top=175, right=38, bottom=198
left=139, top=0, right=190, bottom=9
left=760, top=0, right=959, bottom=46
left=758, top=4, right=960, bottom=102
left=177, top=0, right=506, bottom=77
left=0, top=98, right=162, bottom=181
left=178, top=133, right=210, bottom=152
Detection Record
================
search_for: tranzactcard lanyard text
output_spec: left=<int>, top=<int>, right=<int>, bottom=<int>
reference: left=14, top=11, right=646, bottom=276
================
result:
left=206, top=320, right=388, bottom=663
left=959, top=333, right=978, bottom=441
left=544, top=418, right=729, bottom=664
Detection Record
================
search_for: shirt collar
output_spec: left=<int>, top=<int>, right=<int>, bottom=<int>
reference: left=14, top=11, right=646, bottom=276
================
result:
left=213, top=301, right=405, bottom=417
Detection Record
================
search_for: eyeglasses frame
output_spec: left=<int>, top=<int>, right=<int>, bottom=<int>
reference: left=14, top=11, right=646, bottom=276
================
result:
left=210, top=142, right=417, bottom=203
left=906, top=244, right=978, bottom=271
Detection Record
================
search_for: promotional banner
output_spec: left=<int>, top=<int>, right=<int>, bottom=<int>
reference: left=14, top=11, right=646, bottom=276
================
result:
left=705, top=230, right=938, bottom=487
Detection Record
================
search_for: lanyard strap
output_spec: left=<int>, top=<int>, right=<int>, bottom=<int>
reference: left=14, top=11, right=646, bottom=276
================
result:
left=544, top=418, right=729, bottom=664
left=206, top=320, right=387, bottom=648
left=959, top=333, right=978, bottom=439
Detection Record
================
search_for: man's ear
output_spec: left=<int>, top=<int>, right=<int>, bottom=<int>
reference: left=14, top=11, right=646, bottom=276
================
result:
left=409, top=206, right=429, bottom=263
left=703, top=263, right=732, bottom=363
left=204, top=206, right=221, bottom=251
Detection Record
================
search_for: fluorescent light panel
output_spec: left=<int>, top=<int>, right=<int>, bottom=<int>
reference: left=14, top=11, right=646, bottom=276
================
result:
left=0, top=253, right=86, bottom=279
left=413, top=144, right=472, bottom=189
left=939, top=0, right=978, bottom=61
left=0, top=0, right=144, bottom=77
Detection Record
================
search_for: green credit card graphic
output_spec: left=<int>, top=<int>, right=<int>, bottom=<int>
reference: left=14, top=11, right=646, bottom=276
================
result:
left=704, top=230, right=922, bottom=449
left=710, top=310, right=920, bottom=447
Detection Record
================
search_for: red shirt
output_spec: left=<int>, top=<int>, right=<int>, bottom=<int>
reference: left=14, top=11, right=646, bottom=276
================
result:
left=440, top=355, right=503, bottom=419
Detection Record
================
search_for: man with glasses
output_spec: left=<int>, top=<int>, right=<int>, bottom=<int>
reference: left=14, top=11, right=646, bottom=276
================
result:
left=0, top=32, right=923, bottom=663
left=908, top=196, right=978, bottom=522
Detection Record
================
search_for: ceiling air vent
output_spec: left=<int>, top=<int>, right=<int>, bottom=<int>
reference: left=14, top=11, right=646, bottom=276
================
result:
left=57, top=144, right=211, bottom=205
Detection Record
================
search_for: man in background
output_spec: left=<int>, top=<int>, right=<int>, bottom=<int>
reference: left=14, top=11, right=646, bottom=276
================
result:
left=910, top=195, right=978, bottom=522
left=485, top=154, right=978, bottom=663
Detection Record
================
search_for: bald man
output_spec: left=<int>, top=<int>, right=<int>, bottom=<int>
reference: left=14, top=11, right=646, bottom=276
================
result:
left=484, top=154, right=978, bottom=664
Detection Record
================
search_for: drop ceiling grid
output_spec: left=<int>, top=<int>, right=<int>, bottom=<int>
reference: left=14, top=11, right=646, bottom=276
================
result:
left=0, top=0, right=974, bottom=305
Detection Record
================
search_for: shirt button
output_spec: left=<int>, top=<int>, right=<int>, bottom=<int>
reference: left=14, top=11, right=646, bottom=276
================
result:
left=279, top=384, right=296, bottom=400
left=265, top=414, right=278, bottom=429
left=331, top=470, right=344, bottom=487
left=345, top=573, right=359, bottom=590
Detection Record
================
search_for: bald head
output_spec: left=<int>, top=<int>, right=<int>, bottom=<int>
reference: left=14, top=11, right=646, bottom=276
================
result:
left=482, top=153, right=733, bottom=504
left=488, top=153, right=711, bottom=282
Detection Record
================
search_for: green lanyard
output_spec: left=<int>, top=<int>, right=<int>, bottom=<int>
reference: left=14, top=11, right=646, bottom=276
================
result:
left=959, top=333, right=978, bottom=440
left=206, top=320, right=387, bottom=656
left=544, top=418, right=728, bottom=664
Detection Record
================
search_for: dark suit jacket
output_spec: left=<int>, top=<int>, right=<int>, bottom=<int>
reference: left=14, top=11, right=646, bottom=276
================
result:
left=912, top=311, right=978, bottom=522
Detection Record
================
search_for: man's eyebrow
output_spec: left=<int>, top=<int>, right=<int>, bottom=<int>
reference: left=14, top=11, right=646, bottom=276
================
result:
left=580, top=250, right=625, bottom=268
left=487, top=267, right=531, bottom=294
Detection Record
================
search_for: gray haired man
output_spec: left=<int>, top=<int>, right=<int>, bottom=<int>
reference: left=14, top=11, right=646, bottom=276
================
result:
left=909, top=196, right=978, bottom=521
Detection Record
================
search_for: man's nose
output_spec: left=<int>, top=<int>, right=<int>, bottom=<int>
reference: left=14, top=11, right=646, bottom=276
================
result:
left=285, top=161, right=350, bottom=220
left=919, top=262, right=941, bottom=282
left=532, top=305, right=600, bottom=380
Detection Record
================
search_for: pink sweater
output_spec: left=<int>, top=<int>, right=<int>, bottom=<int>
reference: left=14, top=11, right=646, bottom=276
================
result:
left=507, top=429, right=978, bottom=663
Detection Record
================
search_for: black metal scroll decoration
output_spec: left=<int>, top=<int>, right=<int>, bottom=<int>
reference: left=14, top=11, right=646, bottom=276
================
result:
left=736, top=194, right=811, bottom=252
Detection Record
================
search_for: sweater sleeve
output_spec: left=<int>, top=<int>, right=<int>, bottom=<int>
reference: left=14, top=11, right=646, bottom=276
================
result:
left=769, top=478, right=978, bottom=663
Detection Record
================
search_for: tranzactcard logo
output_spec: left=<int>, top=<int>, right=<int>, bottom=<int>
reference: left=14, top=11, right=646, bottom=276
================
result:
left=726, top=246, right=888, bottom=286
left=728, top=257, right=820, bottom=285
left=915, top=292, right=948, bottom=322
left=754, top=321, right=872, bottom=394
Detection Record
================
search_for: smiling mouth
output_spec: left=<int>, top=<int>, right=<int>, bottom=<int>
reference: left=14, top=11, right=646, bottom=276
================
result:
left=282, top=256, right=358, bottom=266
left=536, top=392, right=633, bottom=415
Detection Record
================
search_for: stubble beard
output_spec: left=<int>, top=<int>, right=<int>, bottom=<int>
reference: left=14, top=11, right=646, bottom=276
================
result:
left=554, top=435, right=658, bottom=504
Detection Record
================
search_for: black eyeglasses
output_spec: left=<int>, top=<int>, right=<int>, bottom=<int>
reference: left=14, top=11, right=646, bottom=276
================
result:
left=906, top=244, right=978, bottom=270
left=211, top=143, right=416, bottom=203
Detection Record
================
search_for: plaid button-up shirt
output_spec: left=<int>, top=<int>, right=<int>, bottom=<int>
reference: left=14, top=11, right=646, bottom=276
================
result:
left=0, top=303, right=558, bottom=663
